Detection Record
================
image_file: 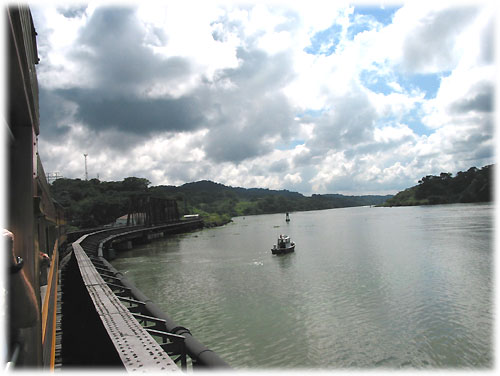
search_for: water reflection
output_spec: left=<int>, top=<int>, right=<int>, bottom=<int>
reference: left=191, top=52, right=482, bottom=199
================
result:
left=272, top=252, right=295, bottom=269
left=112, top=204, right=493, bottom=369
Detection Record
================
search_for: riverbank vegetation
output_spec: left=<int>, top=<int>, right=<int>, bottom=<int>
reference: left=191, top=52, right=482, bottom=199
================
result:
left=381, top=165, right=493, bottom=207
left=50, top=178, right=391, bottom=230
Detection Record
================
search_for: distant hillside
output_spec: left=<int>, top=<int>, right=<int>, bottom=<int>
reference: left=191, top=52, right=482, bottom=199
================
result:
left=382, top=165, right=493, bottom=207
left=153, top=180, right=392, bottom=224
left=320, top=193, right=391, bottom=207
left=50, top=177, right=392, bottom=229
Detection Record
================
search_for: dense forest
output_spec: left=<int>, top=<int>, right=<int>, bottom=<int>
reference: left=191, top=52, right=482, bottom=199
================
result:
left=49, top=177, right=392, bottom=230
left=382, top=165, right=493, bottom=207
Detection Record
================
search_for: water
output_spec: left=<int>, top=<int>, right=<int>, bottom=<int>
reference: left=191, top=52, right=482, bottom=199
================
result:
left=111, top=204, right=493, bottom=369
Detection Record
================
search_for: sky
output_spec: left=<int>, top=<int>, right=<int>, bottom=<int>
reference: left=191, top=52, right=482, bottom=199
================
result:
left=26, top=0, right=496, bottom=195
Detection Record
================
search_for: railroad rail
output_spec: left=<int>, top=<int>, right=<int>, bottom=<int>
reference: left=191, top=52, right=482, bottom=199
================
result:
left=61, top=221, right=230, bottom=370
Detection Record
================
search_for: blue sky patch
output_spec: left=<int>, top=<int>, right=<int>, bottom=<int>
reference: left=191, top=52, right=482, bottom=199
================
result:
left=397, top=72, right=446, bottom=99
left=377, top=105, right=432, bottom=137
left=276, top=139, right=305, bottom=151
left=361, top=66, right=446, bottom=100
left=296, top=109, right=326, bottom=118
left=401, top=105, right=432, bottom=136
left=305, top=6, right=401, bottom=54
left=347, top=5, right=401, bottom=40
left=304, top=23, right=342, bottom=56
left=347, top=15, right=374, bottom=40
left=352, top=5, right=401, bottom=25
left=360, top=69, right=394, bottom=95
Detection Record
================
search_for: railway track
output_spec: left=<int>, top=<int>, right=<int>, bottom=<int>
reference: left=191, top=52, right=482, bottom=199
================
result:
left=58, top=224, right=229, bottom=371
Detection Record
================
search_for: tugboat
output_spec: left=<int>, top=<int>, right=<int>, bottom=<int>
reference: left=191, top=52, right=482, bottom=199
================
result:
left=271, top=234, right=295, bottom=254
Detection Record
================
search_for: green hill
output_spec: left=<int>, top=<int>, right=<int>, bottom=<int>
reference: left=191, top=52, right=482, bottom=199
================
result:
left=153, top=180, right=392, bottom=226
left=381, top=165, right=493, bottom=207
left=50, top=178, right=392, bottom=229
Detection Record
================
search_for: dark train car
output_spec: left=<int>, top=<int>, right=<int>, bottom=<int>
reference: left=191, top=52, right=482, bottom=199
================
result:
left=4, top=5, right=66, bottom=369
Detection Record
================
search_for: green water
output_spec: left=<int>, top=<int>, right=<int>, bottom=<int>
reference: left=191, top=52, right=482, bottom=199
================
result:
left=112, top=204, right=493, bottom=369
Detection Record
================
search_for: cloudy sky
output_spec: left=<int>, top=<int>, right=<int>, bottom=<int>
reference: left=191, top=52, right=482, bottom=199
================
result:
left=29, top=1, right=495, bottom=195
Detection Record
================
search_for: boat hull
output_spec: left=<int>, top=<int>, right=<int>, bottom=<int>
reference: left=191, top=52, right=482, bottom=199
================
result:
left=271, top=244, right=295, bottom=255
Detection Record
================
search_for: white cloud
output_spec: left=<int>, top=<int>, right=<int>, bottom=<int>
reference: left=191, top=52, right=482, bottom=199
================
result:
left=373, top=123, right=416, bottom=144
left=368, top=90, right=423, bottom=120
left=30, top=1, right=495, bottom=196
left=285, top=172, right=302, bottom=185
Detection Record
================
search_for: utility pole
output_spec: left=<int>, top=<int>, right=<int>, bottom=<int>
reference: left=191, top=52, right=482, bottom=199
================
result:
left=83, top=153, right=88, bottom=180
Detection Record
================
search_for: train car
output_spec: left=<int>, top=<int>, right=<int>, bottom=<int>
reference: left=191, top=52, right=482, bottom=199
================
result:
left=4, top=6, right=66, bottom=369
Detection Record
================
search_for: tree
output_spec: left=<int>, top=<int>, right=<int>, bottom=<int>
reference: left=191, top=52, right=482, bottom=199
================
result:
left=122, top=177, right=151, bottom=191
left=383, top=164, right=493, bottom=206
